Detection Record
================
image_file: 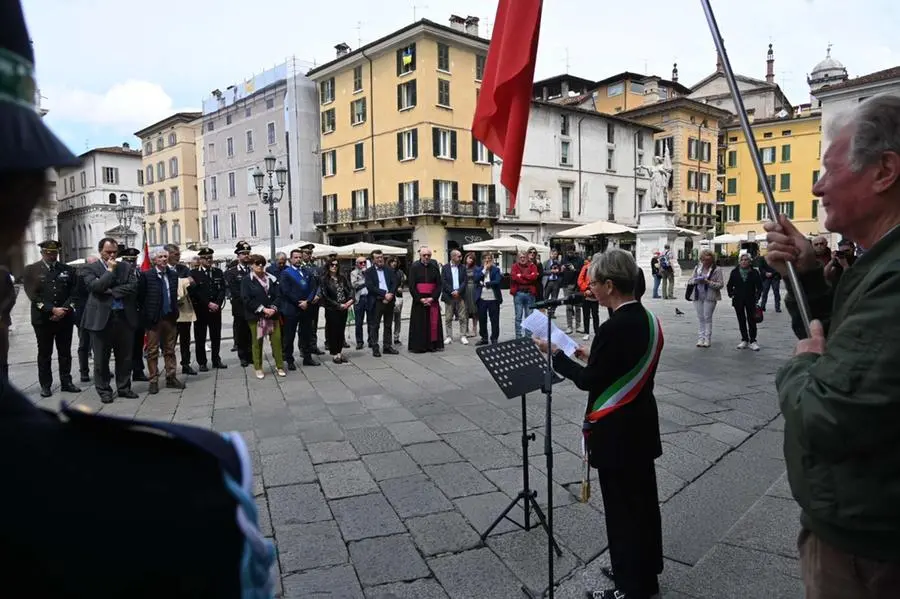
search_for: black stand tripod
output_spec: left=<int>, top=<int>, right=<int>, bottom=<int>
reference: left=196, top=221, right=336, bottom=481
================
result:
left=476, top=337, right=563, bottom=598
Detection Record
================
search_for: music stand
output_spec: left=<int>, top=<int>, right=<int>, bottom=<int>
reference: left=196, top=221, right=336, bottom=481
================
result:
left=476, top=338, right=563, bottom=599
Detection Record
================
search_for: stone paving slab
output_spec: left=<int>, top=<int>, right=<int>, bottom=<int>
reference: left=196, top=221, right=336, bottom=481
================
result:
left=6, top=290, right=805, bottom=598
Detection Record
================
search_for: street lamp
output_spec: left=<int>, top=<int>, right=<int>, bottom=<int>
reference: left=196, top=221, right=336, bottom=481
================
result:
left=253, top=150, right=288, bottom=262
left=115, top=193, right=137, bottom=248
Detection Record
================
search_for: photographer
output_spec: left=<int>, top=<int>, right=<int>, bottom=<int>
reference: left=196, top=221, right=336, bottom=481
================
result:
left=823, top=238, right=856, bottom=286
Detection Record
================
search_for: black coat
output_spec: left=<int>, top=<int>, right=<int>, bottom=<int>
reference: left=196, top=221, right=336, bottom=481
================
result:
left=138, top=267, right=180, bottom=328
left=224, top=264, right=252, bottom=316
left=320, top=275, right=353, bottom=310
left=726, top=268, right=763, bottom=308
left=240, top=274, right=280, bottom=322
left=364, top=265, right=399, bottom=299
left=189, top=266, right=227, bottom=309
left=23, top=260, right=77, bottom=327
left=553, top=302, right=663, bottom=470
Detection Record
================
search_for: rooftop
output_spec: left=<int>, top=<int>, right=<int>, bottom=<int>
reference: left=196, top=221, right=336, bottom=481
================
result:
left=618, top=96, right=734, bottom=121
left=134, top=111, right=202, bottom=139
left=817, top=65, right=900, bottom=93
left=80, top=145, right=142, bottom=159
left=532, top=99, right=664, bottom=132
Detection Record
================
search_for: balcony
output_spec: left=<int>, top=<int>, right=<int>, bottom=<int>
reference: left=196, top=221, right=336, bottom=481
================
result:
left=314, top=198, right=500, bottom=226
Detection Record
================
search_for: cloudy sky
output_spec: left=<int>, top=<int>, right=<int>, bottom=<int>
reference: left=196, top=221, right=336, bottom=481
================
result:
left=23, top=0, right=898, bottom=153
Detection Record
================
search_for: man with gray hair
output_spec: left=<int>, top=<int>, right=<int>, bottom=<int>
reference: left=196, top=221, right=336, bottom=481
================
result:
left=164, top=244, right=196, bottom=376
left=765, top=93, right=900, bottom=597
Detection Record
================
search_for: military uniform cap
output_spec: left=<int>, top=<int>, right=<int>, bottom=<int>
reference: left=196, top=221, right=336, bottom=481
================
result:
left=299, top=243, right=315, bottom=251
left=234, top=241, right=251, bottom=254
left=38, top=240, right=61, bottom=252
left=121, top=247, right=140, bottom=257
left=198, top=247, right=214, bottom=257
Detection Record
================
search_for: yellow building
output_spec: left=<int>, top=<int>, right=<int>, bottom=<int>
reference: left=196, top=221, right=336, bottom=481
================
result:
left=194, top=115, right=208, bottom=245
left=134, top=112, right=203, bottom=247
left=306, top=16, right=496, bottom=262
left=720, top=113, right=822, bottom=238
left=620, top=97, right=732, bottom=230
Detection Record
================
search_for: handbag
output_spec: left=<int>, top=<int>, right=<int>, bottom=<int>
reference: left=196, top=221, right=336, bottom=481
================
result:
left=754, top=306, right=764, bottom=323
left=684, top=283, right=695, bottom=301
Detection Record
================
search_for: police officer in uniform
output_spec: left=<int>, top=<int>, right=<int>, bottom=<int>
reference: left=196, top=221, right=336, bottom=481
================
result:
left=190, top=247, right=228, bottom=371
left=224, top=241, right=253, bottom=367
left=119, top=248, right=149, bottom=382
left=22, top=240, right=81, bottom=397
left=0, top=265, right=17, bottom=380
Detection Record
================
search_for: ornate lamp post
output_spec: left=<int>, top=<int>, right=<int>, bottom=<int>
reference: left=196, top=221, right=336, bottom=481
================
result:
left=253, top=150, right=288, bottom=262
left=115, top=193, right=137, bottom=248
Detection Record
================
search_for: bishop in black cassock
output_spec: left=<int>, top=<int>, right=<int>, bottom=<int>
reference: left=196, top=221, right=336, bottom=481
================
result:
left=407, top=248, right=443, bottom=353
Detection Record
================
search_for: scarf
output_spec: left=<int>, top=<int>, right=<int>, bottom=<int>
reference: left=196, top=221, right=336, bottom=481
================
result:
left=739, top=267, right=749, bottom=282
left=252, top=274, right=274, bottom=339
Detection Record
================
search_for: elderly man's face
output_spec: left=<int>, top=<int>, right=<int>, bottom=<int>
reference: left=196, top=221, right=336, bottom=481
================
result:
left=277, top=255, right=287, bottom=267
left=168, top=249, right=180, bottom=264
left=812, top=236, right=829, bottom=256
left=517, top=253, right=529, bottom=265
left=155, top=252, right=169, bottom=268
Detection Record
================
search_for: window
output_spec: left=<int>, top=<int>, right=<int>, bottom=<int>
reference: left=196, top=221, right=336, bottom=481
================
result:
left=267, top=122, right=276, bottom=145
left=80, top=171, right=86, bottom=188
left=812, top=199, right=819, bottom=219
left=202, top=179, right=206, bottom=201
left=399, top=181, right=418, bottom=204
left=159, top=223, right=168, bottom=245
left=782, top=130, right=792, bottom=136
left=689, top=138, right=710, bottom=161
left=246, top=168, right=258, bottom=194
left=157, top=162, right=165, bottom=181
left=146, top=192, right=155, bottom=214
left=321, top=108, right=335, bottom=133
left=781, top=144, right=791, bottom=162
left=319, top=78, right=335, bottom=104
left=168, top=132, right=176, bottom=146
left=146, top=165, right=154, bottom=184
left=763, top=132, right=773, bottom=139
left=700, top=172, right=711, bottom=192
left=560, top=114, right=570, bottom=136
left=561, top=185, right=572, bottom=218
left=472, top=183, right=492, bottom=204
left=137, top=169, right=144, bottom=186
left=158, top=189, right=167, bottom=212
left=206, top=121, right=214, bottom=132
left=607, top=148, right=615, bottom=171
left=68, top=176, right=74, bottom=192
left=246, top=130, right=254, bottom=152
left=780, top=173, right=791, bottom=191
left=560, top=141, right=571, bottom=165
left=636, top=134, right=644, bottom=150
left=245, top=106, right=252, bottom=117
left=353, top=66, right=363, bottom=92
left=756, top=203, right=768, bottom=221
left=230, top=213, right=237, bottom=238
left=249, top=209, right=257, bottom=237
left=637, top=189, right=646, bottom=210
left=148, top=224, right=157, bottom=245
left=727, top=150, right=737, bottom=168
left=757, top=174, right=776, bottom=192
left=208, top=143, right=216, bottom=161
left=210, top=175, right=217, bottom=200
left=144, top=142, right=152, bottom=156
left=323, top=194, right=338, bottom=214
left=102, top=167, right=118, bottom=185
left=397, top=129, right=418, bottom=160
left=171, top=187, right=180, bottom=210
left=354, top=142, right=365, bottom=170
left=654, top=137, right=673, bottom=158
left=607, top=188, right=617, bottom=220
left=266, top=98, right=274, bottom=110
left=777, top=201, right=795, bottom=219
left=607, top=123, right=615, bottom=144
left=433, top=127, right=457, bottom=159
left=688, top=171, right=698, bottom=191
left=505, top=188, right=515, bottom=215
left=433, top=179, right=458, bottom=202
left=725, top=205, right=740, bottom=222
left=201, top=217, right=207, bottom=242
left=396, top=43, right=416, bottom=75
left=472, top=138, right=492, bottom=163
left=350, top=98, right=366, bottom=125
left=397, top=80, right=417, bottom=110
left=212, top=214, right=219, bottom=239
left=437, top=79, right=451, bottom=107
left=726, top=178, right=737, bottom=194
left=437, top=43, right=450, bottom=71
left=156, top=137, right=164, bottom=151
left=351, top=189, right=369, bottom=219
left=228, top=172, right=236, bottom=197
left=169, top=157, right=178, bottom=177
left=701, top=141, right=711, bottom=162
left=172, top=222, right=181, bottom=244
left=321, top=150, right=337, bottom=177
left=607, top=82, right=624, bottom=97
left=226, top=137, right=234, bottom=158
left=226, top=114, right=233, bottom=125
left=812, top=170, right=820, bottom=185
left=761, top=147, right=776, bottom=164
left=476, top=54, right=486, bottom=81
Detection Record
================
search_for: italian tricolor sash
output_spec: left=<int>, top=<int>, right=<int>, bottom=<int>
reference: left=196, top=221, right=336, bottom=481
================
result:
left=585, top=309, right=664, bottom=423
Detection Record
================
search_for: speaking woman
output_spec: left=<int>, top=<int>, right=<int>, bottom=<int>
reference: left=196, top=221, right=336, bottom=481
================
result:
left=537, top=249, right=664, bottom=599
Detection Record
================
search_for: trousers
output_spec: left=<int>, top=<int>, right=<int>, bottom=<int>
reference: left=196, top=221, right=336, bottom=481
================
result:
left=146, top=317, right=178, bottom=384
left=799, top=528, right=900, bottom=599
left=443, top=298, right=468, bottom=338
left=693, top=299, right=717, bottom=342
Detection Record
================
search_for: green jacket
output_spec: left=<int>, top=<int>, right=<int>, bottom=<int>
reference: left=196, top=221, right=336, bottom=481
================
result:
left=778, top=226, right=900, bottom=560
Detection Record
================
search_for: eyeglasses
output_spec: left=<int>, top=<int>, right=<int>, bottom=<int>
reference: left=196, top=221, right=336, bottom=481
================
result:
left=421, top=254, right=432, bottom=258
left=329, top=263, right=338, bottom=268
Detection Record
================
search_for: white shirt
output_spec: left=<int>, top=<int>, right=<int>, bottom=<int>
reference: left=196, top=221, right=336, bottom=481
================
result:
left=376, top=268, right=387, bottom=292
left=450, top=264, right=460, bottom=290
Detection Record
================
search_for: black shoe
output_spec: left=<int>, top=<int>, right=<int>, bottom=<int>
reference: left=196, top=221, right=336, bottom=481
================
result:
left=476, top=339, right=488, bottom=346
left=302, top=357, right=320, bottom=366
left=100, top=395, right=114, bottom=404
left=287, top=362, right=297, bottom=371
left=240, top=360, right=249, bottom=368
left=372, top=347, right=382, bottom=357
left=80, top=374, right=91, bottom=383
left=166, top=378, right=186, bottom=390
left=198, top=364, right=209, bottom=372
left=61, top=382, right=81, bottom=393
left=314, top=347, right=325, bottom=355
left=383, top=346, right=399, bottom=355
left=213, top=362, right=228, bottom=369
left=231, top=346, right=238, bottom=352
left=118, top=390, right=139, bottom=399
left=40, top=386, right=51, bottom=398
left=182, top=366, right=198, bottom=376
left=393, top=339, right=402, bottom=347
left=132, top=372, right=149, bottom=382
left=343, top=341, right=350, bottom=348
left=600, top=567, right=616, bottom=583
left=356, top=342, right=364, bottom=350
left=775, top=307, right=782, bottom=313
left=148, top=382, right=159, bottom=394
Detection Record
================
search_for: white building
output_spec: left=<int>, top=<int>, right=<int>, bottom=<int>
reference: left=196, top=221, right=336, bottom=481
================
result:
left=56, top=145, right=145, bottom=260
left=199, top=58, right=320, bottom=255
left=494, top=100, right=660, bottom=248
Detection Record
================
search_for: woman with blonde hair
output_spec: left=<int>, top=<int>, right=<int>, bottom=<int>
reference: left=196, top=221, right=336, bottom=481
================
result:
left=688, top=249, right=724, bottom=347
left=240, top=254, right=286, bottom=378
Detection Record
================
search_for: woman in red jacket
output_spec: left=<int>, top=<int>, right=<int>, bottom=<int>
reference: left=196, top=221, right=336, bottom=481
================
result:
left=578, top=257, right=600, bottom=340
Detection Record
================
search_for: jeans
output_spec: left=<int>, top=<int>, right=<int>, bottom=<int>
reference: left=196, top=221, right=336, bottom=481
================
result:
left=759, top=277, right=781, bottom=310
left=693, top=299, right=717, bottom=342
left=513, top=292, right=535, bottom=337
left=661, top=270, right=675, bottom=299
left=582, top=300, right=600, bottom=334
left=478, top=300, right=500, bottom=342
left=354, top=294, right=370, bottom=345
left=652, top=275, right=661, bottom=298
left=563, top=284, right=581, bottom=330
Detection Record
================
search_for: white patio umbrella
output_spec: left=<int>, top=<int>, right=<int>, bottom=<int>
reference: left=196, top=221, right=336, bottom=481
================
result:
left=463, top=236, right=551, bottom=254
left=554, top=220, right=636, bottom=238
left=276, top=240, right=341, bottom=257
left=66, top=258, right=85, bottom=265
left=711, top=233, right=743, bottom=244
left=334, top=241, right=406, bottom=257
left=676, top=227, right=704, bottom=237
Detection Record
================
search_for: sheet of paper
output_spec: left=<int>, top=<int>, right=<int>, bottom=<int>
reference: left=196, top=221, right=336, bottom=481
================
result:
left=521, top=310, right=579, bottom=357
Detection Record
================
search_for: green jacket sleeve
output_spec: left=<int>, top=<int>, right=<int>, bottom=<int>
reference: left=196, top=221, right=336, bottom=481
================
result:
left=785, top=266, right=834, bottom=339
left=776, top=267, right=900, bottom=462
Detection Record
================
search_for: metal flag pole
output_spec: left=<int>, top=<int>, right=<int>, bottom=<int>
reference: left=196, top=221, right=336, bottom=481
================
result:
left=699, top=0, right=812, bottom=335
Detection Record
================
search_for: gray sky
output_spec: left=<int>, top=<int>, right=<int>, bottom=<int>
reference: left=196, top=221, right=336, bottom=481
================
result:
left=23, top=0, right=898, bottom=152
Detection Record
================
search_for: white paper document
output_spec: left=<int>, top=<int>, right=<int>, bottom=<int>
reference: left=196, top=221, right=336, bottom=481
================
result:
left=521, top=310, right=579, bottom=357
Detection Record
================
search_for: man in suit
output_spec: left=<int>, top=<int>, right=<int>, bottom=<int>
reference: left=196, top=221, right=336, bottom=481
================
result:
left=165, top=244, right=197, bottom=376
left=300, top=245, right=325, bottom=356
left=72, top=256, right=98, bottom=382
left=81, top=237, right=140, bottom=403
left=365, top=249, right=399, bottom=357
left=440, top=249, right=469, bottom=345
left=280, top=245, right=320, bottom=368
left=120, top=248, right=148, bottom=382
left=23, top=239, right=80, bottom=397
left=189, top=247, right=227, bottom=371
left=139, top=247, right=185, bottom=395
left=224, top=241, right=253, bottom=367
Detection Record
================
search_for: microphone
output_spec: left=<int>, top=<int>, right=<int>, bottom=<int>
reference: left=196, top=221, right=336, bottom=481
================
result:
left=533, top=293, right=584, bottom=310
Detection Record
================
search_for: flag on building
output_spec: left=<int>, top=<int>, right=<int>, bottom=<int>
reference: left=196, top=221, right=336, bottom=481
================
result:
left=471, top=0, right=543, bottom=212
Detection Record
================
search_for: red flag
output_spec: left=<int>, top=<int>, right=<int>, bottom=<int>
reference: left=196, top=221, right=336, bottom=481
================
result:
left=471, top=0, right=543, bottom=211
left=139, top=240, right=152, bottom=272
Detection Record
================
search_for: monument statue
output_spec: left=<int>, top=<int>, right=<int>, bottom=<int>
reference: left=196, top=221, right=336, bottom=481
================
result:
left=636, top=145, right=672, bottom=210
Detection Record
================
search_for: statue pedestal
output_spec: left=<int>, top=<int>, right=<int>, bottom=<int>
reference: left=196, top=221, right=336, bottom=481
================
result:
left=636, top=209, right=680, bottom=282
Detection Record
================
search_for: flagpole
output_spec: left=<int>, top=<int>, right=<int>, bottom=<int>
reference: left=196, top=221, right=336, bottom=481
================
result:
left=698, top=0, right=812, bottom=336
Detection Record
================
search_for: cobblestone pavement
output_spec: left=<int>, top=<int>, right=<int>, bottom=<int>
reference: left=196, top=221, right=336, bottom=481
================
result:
left=9, top=284, right=803, bottom=598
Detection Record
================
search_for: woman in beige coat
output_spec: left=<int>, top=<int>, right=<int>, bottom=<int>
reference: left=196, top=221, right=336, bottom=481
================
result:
left=177, top=277, right=196, bottom=330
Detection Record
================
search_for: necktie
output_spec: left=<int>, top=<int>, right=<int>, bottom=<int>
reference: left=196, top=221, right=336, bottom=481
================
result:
left=160, top=272, right=171, bottom=315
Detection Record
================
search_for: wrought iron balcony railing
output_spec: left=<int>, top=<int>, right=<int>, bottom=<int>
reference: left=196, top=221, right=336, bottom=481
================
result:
left=314, top=198, right=500, bottom=226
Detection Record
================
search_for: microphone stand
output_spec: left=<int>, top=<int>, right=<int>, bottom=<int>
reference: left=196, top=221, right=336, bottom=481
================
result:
left=541, top=303, right=562, bottom=598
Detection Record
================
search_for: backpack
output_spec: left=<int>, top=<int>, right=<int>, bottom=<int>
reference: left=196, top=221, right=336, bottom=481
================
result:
left=659, top=254, right=670, bottom=270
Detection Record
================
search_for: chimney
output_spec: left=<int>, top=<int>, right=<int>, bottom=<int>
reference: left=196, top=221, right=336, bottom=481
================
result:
left=561, top=81, right=570, bottom=97
left=335, top=43, right=350, bottom=58
left=122, top=142, right=130, bottom=150
left=672, top=62, right=679, bottom=82
left=542, top=86, right=549, bottom=101
left=464, top=16, right=480, bottom=37
left=766, top=43, right=775, bottom=84
left=449, top=14, right=466, bottom=32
